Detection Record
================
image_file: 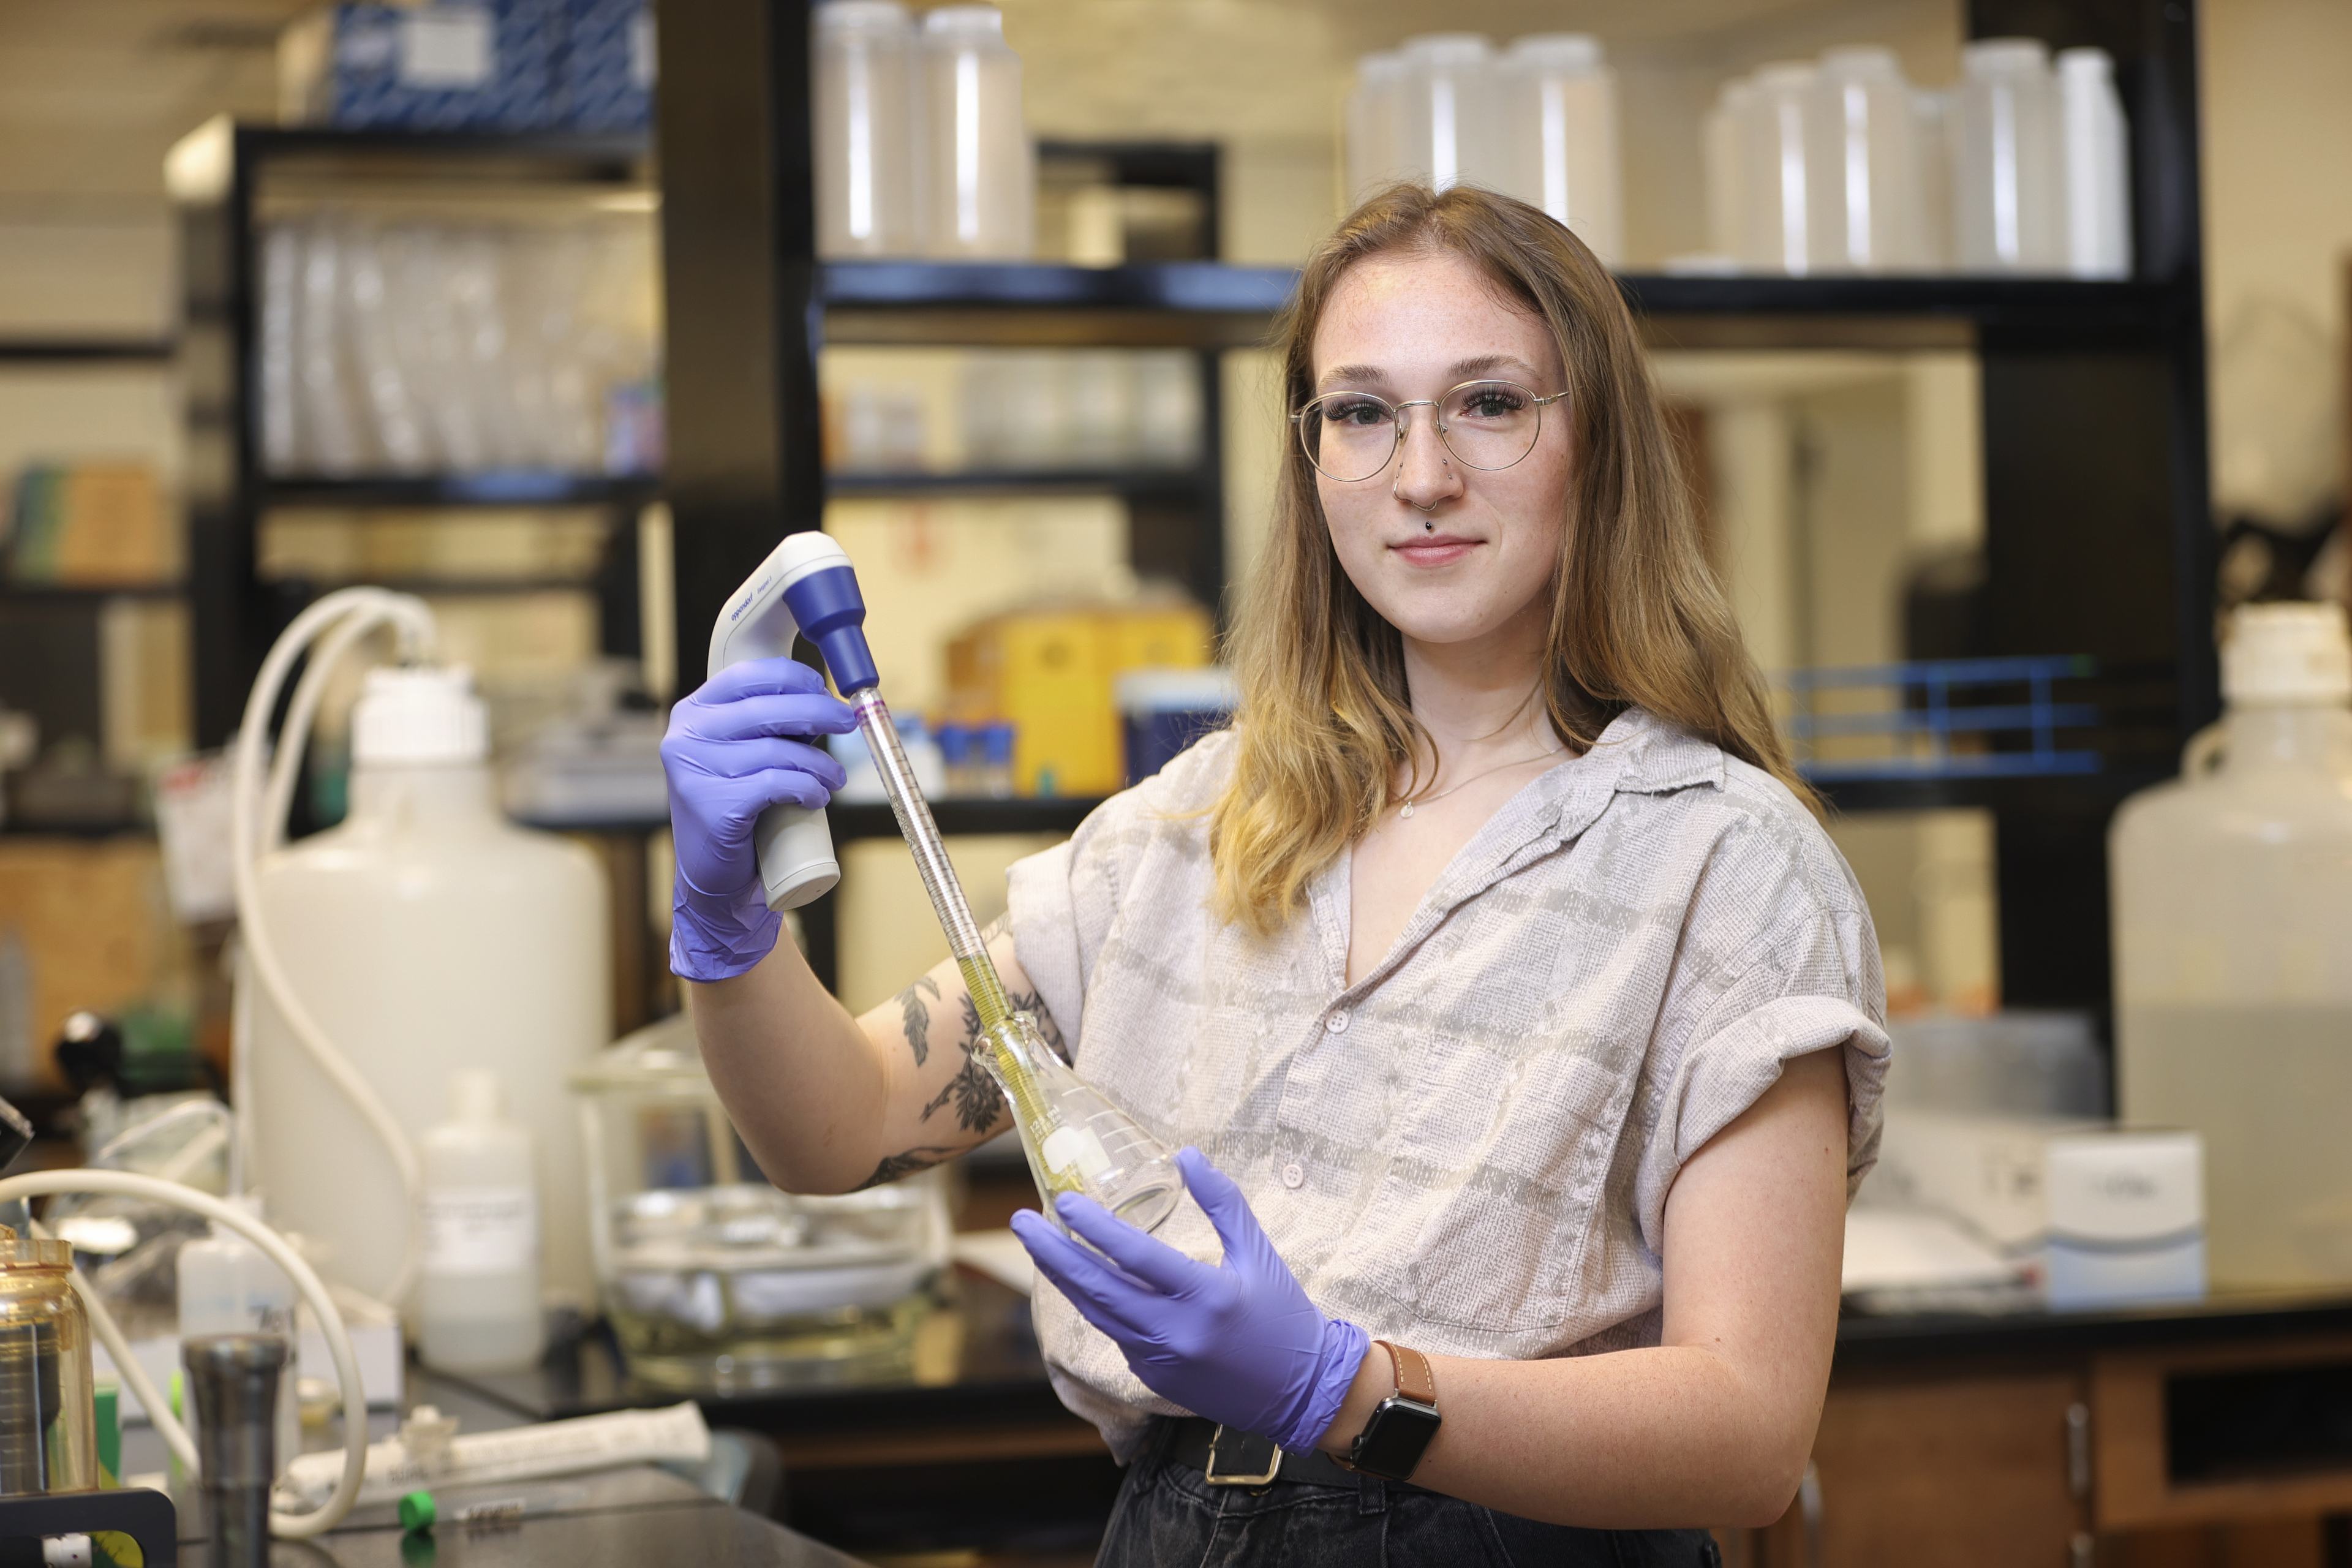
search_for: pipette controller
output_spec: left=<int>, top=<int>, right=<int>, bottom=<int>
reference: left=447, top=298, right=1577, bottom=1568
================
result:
left=708, top=533, right=1179, bottom=1231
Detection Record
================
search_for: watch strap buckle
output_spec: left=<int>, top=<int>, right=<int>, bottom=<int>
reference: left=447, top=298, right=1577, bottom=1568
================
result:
left=1203, top=1424, right=1283, bottom=1487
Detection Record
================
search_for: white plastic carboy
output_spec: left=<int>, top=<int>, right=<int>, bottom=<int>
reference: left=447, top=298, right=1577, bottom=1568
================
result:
left=243, top=666, right=609, bottom=1317
left=2111, top=603, right=2352, bottom=1289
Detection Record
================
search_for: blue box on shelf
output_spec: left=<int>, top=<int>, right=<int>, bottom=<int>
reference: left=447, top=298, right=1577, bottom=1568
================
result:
left=282, top=1, right=562, bottom=130
left=562, top=0, right=656, bottom=133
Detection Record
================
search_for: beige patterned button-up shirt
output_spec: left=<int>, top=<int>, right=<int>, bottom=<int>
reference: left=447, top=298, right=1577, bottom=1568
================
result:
left=1005, top=707, right=1889, bottom=1461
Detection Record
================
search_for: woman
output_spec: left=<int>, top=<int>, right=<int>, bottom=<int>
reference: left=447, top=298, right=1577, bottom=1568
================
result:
left=663, top=184, right=1887, bottom=1564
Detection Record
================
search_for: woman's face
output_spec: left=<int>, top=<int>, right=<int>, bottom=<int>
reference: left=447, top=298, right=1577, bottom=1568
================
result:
left=1308, top=247, right=1573, bottom=653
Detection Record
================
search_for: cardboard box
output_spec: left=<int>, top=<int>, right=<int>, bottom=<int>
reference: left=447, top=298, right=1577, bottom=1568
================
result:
left=948, top=602, right=1213, bottom=797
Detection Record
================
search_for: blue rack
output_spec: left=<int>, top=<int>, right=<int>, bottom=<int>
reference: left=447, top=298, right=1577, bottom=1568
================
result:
left=1782, top=655, right=2102, bottom=783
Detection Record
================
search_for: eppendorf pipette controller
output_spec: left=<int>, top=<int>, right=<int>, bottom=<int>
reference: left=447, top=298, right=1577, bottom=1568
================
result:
left=709, top=532, right=1181, bottom=1232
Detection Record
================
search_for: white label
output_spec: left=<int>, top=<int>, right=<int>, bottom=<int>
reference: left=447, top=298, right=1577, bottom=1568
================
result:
left=422, top=1186, right=538, bottom=1277
left=1041, top=1126, right=1112, bottom=1182
left=400, top=8, right=494, bottom=89
left=151, top=752, right=238, bottom=923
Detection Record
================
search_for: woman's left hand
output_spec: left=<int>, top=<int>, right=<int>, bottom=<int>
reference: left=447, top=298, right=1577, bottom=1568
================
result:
left=1011, top=1147, right=1370, bottom=1453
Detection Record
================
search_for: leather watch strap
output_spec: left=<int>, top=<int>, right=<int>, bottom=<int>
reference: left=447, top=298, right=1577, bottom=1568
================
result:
left=1376, top=1340, right=1437, bottom=1407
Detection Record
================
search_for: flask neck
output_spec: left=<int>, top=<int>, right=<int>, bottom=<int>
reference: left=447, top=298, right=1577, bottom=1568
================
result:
left=2222, top=703, right=2352, bottom=774
left=348, top=761, right=499, bottom=823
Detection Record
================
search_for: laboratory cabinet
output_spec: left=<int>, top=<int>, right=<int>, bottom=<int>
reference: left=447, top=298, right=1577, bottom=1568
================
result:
left=1740, top=1312, right=2352, bottom=1567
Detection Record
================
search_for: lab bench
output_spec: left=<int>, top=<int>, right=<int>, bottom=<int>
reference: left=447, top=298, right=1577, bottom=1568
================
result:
left=113, top=1370, right=869, bottom=1568
left=432, top=1273, right=2352, bottom=1566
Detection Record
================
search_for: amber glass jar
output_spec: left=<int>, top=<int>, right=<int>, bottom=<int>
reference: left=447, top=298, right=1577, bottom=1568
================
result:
left=0, top=1234, right=97, bottom=1496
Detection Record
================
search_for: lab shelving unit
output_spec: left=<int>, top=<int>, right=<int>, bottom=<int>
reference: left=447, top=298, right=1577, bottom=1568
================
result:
left=0, top=336, right=183, bottom=837
left=170, top=121, right=662, bottom=750
left=655, top=0, right=2211, bottom=1011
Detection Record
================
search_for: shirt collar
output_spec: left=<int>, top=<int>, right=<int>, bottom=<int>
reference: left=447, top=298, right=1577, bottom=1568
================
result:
left=1309, top=707, right=1728, bottom=996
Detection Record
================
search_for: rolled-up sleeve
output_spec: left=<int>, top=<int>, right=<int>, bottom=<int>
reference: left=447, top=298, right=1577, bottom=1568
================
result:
left=1633, top=878, right=1889, bottom=1253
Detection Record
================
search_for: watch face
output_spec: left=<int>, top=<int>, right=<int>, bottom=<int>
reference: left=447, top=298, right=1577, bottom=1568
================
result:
left=1354, top=1396, right=1441, bottom=1479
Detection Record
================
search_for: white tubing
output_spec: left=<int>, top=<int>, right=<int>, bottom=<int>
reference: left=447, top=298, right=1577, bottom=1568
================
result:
left=261, top=609, right=384, bottom=856
left=232, top=588, right=437, bottom=1308
left=1, top=1169, right=369, bottom=1539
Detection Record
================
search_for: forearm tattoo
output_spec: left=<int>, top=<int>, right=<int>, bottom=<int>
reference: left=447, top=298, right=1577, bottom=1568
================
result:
left=863, top=918, right=1069, bottom=1186
left=895, top=974, right=940, bottom=1067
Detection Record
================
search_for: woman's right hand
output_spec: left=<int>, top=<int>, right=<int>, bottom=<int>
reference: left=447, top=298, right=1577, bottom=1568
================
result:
left=662, top=657, right=857, bottom=982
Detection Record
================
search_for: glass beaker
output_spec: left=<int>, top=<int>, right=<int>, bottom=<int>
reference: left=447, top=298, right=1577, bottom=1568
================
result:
left=571, top=1016, right=951, bottom=1391
left=0, top=1234, right=97, bottom=1497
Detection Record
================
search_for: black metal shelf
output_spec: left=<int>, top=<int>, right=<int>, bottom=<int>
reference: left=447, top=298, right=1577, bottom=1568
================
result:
left=1812, top=767, right=2170, bottom=817
left=230, top=124, right=649, bottom=181
left=259, top=473, right=658, bottom=509
left=0, top=816, right=151, bottom=839
left=821, top=261, right=2180, bottom=349
left=0, top=582, right=184, bottom=604
left=828, top=796, right=1103, bottom=840
left=0, top=339, right=175, bottom=364
left=827, top=467, right=1209, bottom=500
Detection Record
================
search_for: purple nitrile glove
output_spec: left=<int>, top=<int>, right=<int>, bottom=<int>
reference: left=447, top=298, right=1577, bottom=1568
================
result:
left=660, top=657, right=856, bottom=982
left=1011, top=1147, right=1370, bottom=1455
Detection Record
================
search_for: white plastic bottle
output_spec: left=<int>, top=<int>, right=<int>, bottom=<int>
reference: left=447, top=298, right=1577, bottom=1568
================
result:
left=1741, top=61, right=1819, bottom=274
left=2113, top=603, right=2352, bottom=1288
left=1345, top=51, right=1409, bottom=205
left=244, top=666, right=611, bottom=1317
left=1955, top=38, right=2063, bottom=272
left=919, top=6, right=1033, bottom=259
left=1396, top=34, right=1499, bottom=194
left=814, top=1, right=923, bottom=258
left=2056, top=47, right=2132, bottom=279
left=418, top=1069, right=546, bottom=1373
left=1497, top=36, right=1623, bottom=266
left=1702, top=77, right=1754, bottom=265
left=178, top=1194, right=300, bottom=1469
left=1805, top=47, right=1925, bottom=273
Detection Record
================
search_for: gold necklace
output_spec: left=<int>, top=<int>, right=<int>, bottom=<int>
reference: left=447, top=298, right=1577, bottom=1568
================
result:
left=1395, top=748, right=1565, bottom=818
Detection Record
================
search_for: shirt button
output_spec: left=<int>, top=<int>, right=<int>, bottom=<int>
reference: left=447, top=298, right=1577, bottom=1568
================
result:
left=1281, top=1161, right=1305, bottom=1189
left=1325, top=1010, right=1351, bottom=1035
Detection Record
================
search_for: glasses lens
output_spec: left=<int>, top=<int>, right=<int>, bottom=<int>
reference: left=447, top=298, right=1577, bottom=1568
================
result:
left=1439, top=381, right=1543, bottom=472
left=1300, top=393, right=1397, bottom=482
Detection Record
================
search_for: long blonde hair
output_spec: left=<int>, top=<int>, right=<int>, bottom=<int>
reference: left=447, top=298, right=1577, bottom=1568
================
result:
left=1209, top=183, right=1807, bottom=934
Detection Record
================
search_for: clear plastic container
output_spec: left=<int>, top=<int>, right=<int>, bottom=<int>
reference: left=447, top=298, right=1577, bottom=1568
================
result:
left=1805, top=47, right=1926, bottom=273
left=919, top=6, right=1033, bottom=258
left=1956, top=38, right=2062, bottom=273
left=1741, top=62, right=1819, bottom=274
left=1496, top=36, right=1621, bottom=266
left=1396, top=34, right=1500, bottom=193
left=2057, top=47, right=2132, bottom=279
left=1345, top=51, right=1409, bottom=204
left=0, top=1235, right=97, bottom=1498
left=571, top=1016, right=951, bottom=1391
left=814, top=1, right=923, bottom=258
left=2113, top=604, right=2352, bottom=1287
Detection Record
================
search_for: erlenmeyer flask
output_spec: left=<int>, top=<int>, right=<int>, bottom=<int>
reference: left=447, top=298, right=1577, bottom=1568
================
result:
left=976, top=1010, right=1180, bottom=1233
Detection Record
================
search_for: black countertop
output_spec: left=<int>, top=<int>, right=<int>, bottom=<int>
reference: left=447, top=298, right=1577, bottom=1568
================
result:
left=435, top=1267, right=2352, bottom=1430
left=107, top=1370, right=870, bottom=1568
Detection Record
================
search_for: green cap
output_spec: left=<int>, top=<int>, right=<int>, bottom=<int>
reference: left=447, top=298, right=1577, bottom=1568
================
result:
left=399, top=1490, right=437, bottom=1532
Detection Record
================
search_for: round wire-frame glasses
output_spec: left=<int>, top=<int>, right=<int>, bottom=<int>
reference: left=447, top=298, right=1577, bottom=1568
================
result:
left=1290, top=379, right=1569, bottom=484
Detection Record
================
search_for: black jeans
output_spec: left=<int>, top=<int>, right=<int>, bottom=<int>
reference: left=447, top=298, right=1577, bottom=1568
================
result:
left=1096, top=1419, right=1724, bottom=1568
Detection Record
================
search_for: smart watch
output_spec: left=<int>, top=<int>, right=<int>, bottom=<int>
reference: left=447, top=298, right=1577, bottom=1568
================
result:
left=1343, top=1339, right=1442, bottom=1482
